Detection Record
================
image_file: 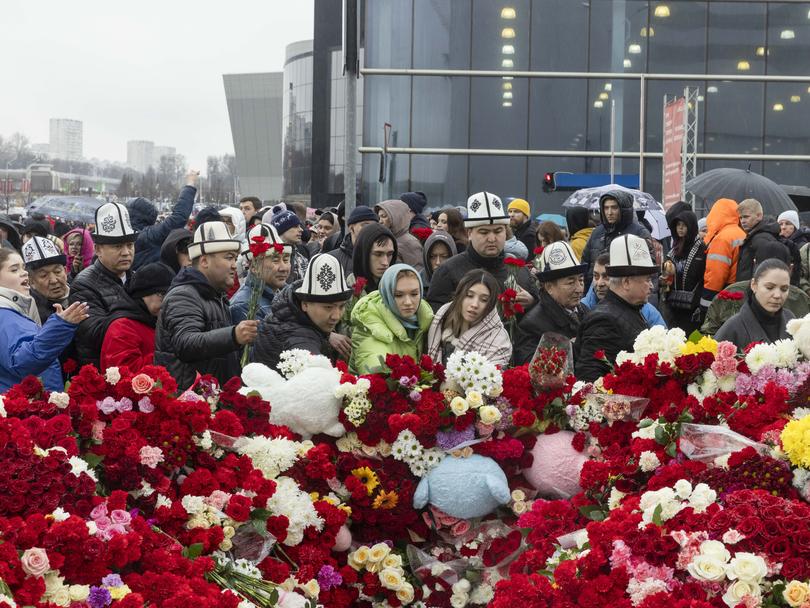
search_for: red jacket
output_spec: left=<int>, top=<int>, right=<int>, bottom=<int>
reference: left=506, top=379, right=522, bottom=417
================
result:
left=100, top=318, right=155, bottom=373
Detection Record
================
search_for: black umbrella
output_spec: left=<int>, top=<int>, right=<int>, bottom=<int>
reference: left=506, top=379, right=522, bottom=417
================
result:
left=686, top=168, right=797, bottom=217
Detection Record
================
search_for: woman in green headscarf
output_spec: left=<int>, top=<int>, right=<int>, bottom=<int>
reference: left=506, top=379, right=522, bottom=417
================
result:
left=349, top=263, right=433, bottom=374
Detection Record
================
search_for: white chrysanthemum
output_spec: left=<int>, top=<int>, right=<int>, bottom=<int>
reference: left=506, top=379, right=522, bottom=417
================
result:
left=445, top=351, right=503, bottom=397
left=181, top=495, right=206, bottom=515
left=265, top=477, right=324, bottom=546
left=422, top=449, right=444, bottom=470
left=237, top=436, right=302, bottom=479
left=276, top=349, right=330, bottom=379
left=745, top=342, right=779, bottom=374
left=638, top=451, right=661, bottom=472
left=48, top=392, right=70, bottom=409
left=774, top=338, right=800, bottom=368
left=156, top=494, right=173, bottom=509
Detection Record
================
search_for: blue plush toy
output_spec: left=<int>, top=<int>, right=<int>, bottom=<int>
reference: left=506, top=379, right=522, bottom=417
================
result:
left=413, top=454, right=511, bottom=519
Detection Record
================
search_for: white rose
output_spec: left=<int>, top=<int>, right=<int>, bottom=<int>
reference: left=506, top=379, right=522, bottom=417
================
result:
left=380, top=567, right=405, bottom=591
left=450, top=592, right=470, bottom=608
left=452, top=580, right=472, bottom=594
left=299, top=579, right=320, bottom=598
left=722, top=579, right=761, bottom=608
left=727, top=552, right=767, bottom=583
left=105, top=367, right=121, bottom=384
left=69, top=585, right=90, bottom=601
left=50, top=586, right=71, bottom=607
left=478, top=405, right=502, bottom=425
left=48, top=392, right=70, bottom=409
left=466, top=391, right=483, bottom=408
left=470, top=583, right=495, bottom=605
left=700, top=540, right=731, bottom=563
left=687, top=555, right=727, bottom=582
left=687, top=484, right=717, bottom=512
left=450, top=397, right=469, bottom=416
left=673, top=479, right=693, bottom=499
left=396, top=583, right=415, bottom=603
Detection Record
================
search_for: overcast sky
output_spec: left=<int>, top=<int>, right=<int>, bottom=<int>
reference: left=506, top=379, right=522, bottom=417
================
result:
left=0, top=0, right=314, bottom=171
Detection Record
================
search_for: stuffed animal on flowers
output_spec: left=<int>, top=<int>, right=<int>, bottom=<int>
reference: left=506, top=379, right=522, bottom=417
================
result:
left=240, top=350, right=346, bottom=438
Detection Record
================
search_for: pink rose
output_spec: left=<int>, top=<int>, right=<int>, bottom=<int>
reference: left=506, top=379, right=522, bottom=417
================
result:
left=110, top=509, right=131, bottom=526
left=20, top=547, right=50, bottom=577
left=132, top=373, right=155, bottom=394
left=451, top=520, right=471, bottom=536
left=94, top=515, right=111, bottom=529
left=90, top=503, right=108, bottom=520
left=205, top=490, right=231, bottom=510
left=91, top=420, right=106, bottom=442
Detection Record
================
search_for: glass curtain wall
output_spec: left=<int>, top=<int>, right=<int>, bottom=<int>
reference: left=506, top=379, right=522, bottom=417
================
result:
left=362, top=0, right=810, bottom=213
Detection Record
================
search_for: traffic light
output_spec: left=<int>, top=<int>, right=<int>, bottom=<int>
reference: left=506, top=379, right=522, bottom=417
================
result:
left=542, top=172, right=556, bottom=192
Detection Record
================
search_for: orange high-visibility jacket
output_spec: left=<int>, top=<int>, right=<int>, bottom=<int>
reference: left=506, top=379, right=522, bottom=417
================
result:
left=701, top=198, right=746, bottom=306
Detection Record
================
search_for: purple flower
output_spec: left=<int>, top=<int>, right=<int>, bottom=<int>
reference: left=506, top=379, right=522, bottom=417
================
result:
left=88, top=586, right=112, bottom=608
left=317, top=564, right=343, bottom=591
left=436, top=426, right=475, bottom=451
left=117, top=397, right=133, bottom=412
left=409, top=390, right=422, bottom=402
left=398, top=375, right=418, bottom=388
left=97, top=397, right=118, bottom=415
left=137, top=396, right=154, bottom=413
left=101, top=573, right=124, bottom=588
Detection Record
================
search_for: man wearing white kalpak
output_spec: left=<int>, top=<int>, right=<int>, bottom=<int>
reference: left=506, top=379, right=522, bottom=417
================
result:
left=154, top=221, right=259, bottom=390
left=574, top=234, right=658, bottom=382
left=70, top=202, right=139, bottom=369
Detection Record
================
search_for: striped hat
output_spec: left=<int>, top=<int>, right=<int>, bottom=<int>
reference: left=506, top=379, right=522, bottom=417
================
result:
left=188, top=221, right=241, bottom=260
left=93, top=202, right=138, bottom=244
left=295, top=253, right=352, bottom=303
left=22, top=236, right=66, bottom=270
left=464, top=192, right=509, bottom=228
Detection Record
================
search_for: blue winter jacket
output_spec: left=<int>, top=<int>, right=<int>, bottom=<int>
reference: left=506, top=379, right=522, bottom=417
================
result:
left=129, top=185, right=197, bottom=270
left=229, top=275, right=276, bottom=324
left=0, top=297, right=78, bottom=392
left=581, top=285, right=667, bottom=329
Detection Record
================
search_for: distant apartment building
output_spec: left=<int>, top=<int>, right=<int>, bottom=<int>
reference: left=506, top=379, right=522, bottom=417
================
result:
left=49, top=119, right=83, bottom=161
left=152, top=146, right=177, bottom=167
left=127, top=140, right=154, bottom=174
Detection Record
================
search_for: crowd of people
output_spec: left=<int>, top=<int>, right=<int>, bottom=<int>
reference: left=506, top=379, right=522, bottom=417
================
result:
left=0, top=167, right=806, bottom=393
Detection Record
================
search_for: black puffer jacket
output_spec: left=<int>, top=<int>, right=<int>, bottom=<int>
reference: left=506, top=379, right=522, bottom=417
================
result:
left=426, top=246, right=539, bottom=312
left=514, top=289, right=586, bottom=366
left=327, top=234, right=354, bottom=277
left=574, top=289, right=650, bottom=382
left=736, top=218, right=789, bottom=282
left=580, top=191, right=653, bottom=285
left=154, top=267, right=240, bottom=390
left=252, top=281, right=334, bottom=370
left=69, top=260, right=134, bottom=368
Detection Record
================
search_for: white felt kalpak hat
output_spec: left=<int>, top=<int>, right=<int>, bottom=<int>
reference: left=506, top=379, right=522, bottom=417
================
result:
left=188, top=221, right=242, bottom=260
left=22, top=236, right=67, bottom=270
left=295, top=253, right=352, bottom=303
left=464, top=191, right=509, bottom=228
left=241, top=223, right=293, bottom=261
left=536, top=241, right=587, bottom=282
left=606, top=234, right=658, bottom=277
left=93, top=202, right=138, bottom=244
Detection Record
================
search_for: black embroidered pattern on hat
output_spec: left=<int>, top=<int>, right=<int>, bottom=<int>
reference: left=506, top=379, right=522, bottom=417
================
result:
left=102, top=216, right=116, bottom=232
left=469, top=198, right=481, bottom=212
left=317, top=264, right=336, bottom=292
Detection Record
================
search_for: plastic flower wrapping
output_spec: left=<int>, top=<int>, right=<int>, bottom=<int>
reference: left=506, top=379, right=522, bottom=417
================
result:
left=7, top=315, right=810, bottom=606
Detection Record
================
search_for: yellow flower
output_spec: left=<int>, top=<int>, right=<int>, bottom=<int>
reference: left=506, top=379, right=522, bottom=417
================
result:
left=466, top=391, right=483, bottom=408
left=680, top=336, right=718, bottom=355
left=300, top=579, right=321, bottom=598
left=781, top=415, right=810, bottom=468
left=372, top=489, right=399, bottom=510
left=784, top=580, right=810, bottom=607
left=351, top=466, right=380, bottom=495
left=380, top=567, right=405, bottom=590
left=396, top=582, right=415, bottom=603
left=109, top=585, right=131, bottom=600
left=478, top=405, right=502, bottom=425
left=348, top=546, right=370, bottom=569
left=383, top=553, right=403, bottom=569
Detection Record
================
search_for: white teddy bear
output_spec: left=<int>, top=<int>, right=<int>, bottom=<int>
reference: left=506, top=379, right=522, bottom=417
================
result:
left=788, top=314, right=810, bottom=361
left=240, top=350, right=346, bottom=439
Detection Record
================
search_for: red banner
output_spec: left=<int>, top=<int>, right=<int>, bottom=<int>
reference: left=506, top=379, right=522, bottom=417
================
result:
left=662, top=98, right=686, bottom=210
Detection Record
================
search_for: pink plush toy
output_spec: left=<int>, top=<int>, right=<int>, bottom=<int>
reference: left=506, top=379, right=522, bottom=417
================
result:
left=523, top=431, right=588, bottom=499
left=332, top=525, right=352, bottom=552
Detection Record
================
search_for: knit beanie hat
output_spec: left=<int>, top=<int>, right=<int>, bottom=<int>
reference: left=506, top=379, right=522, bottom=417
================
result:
left=507, top=198, right=531, bottom=218
left=778, top=210, right=800, bottom=231
left=400, top=191, right=428, bottom=215
left=128, top=263, right=175, bottom=299
left=347, top=206, right=378, bottom=226
left=270, top=210, right=302, bottom=236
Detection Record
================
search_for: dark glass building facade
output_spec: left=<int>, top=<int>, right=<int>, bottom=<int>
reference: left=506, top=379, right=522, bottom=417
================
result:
left=361, top=1, right=810, bottom=212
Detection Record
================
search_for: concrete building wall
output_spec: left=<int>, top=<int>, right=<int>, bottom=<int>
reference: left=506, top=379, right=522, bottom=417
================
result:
left=223, top=72, right=284, bottom=202
left=49, top=118, right=83, bottom=161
